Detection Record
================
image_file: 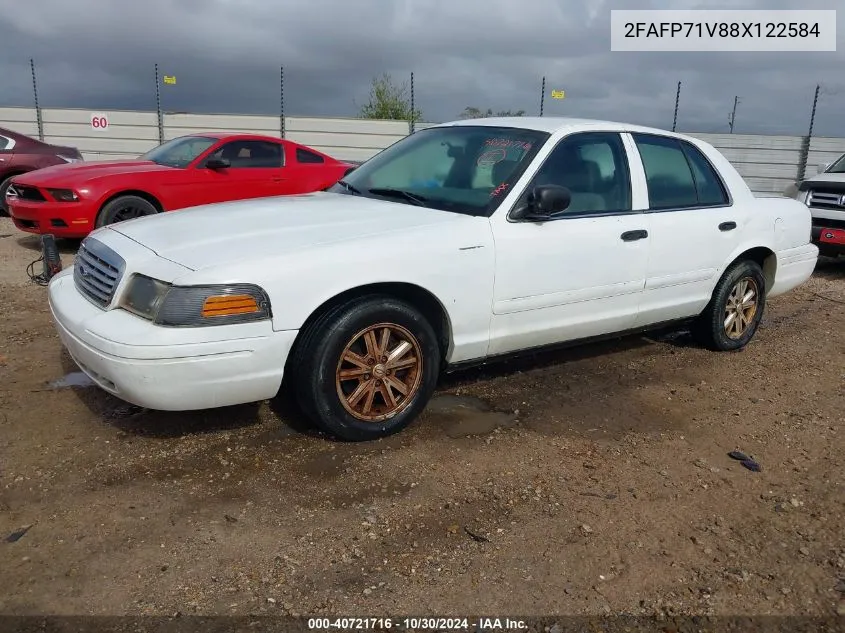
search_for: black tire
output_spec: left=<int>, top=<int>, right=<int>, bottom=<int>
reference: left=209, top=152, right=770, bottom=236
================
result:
left=0, top=175, right=19, bottom=216
left=292, top=295, right=441, bottom=441
left=95, top=195, right=158, bottom=227
left=692, top=259, right=767, bottom=351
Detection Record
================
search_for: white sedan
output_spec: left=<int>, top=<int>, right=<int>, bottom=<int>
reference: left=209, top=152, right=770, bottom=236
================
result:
left=47, top=117, right=818, bottom=441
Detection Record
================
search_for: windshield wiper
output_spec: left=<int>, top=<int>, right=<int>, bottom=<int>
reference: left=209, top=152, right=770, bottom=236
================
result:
left=337, top=179, right=362, bottom=195
left=367, top=187, right=428, bottom=206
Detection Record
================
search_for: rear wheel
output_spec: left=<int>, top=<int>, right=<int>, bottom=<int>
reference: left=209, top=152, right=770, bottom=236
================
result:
left=692, top=259, right=767, bottom=351
left=95, top=195, right=158, bottom=227
left=293, top=295, right=441, bottom=441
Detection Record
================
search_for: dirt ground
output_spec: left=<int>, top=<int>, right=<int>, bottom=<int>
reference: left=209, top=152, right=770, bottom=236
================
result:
left=0, top=216, right=843, bottom=618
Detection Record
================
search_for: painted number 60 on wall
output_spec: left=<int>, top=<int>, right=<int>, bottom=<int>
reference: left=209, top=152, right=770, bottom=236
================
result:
left=90, top=113, right=110, bottom=131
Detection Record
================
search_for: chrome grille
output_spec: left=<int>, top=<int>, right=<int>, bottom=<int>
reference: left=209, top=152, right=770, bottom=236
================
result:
left=808, top=190, right=845, bottom=210
left=73, top=238, right=126, bottom=307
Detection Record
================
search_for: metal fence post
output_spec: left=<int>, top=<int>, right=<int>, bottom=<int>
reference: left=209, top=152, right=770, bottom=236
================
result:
left=797, top=84, right=820, bottom=182
left=672, top=81, right=681, bottom=132
left=280, top=66, right=286, bottom=138
left=409, top=72, right=415, bottom=134
left=728, top=96, right=739, bottom=133
left=154, top=63, right=164, bottom=144
left=539, top=77, right=546, bottom=117
left=30, top=58, right=44, bottom=141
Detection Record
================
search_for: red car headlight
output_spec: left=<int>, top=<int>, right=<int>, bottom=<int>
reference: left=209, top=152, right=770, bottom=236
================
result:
left=46, top=188, right=80, bottom=202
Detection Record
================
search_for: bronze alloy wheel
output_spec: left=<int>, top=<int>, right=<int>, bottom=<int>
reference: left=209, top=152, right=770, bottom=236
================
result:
left=335, top=322, right=423, bottom=422
left=724, top=276, right=759, bottom=339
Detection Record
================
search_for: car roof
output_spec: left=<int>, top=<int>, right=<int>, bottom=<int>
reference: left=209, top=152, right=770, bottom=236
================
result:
left=177, top=131, right=351, bottom=163
left=0, top=127, right=38, bottom=143
left=435, top=116, right=700, bottom=142
left=186, top=132, right=284, bottom=142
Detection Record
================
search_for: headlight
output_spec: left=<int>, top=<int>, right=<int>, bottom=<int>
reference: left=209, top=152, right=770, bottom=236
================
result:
left=120, top=274, right=170, bottom=319
left=57, top=155, right=82, bottom=163
left=118, top=274, right=272, bottom=327
left=47, top=188, right=80, bottom=202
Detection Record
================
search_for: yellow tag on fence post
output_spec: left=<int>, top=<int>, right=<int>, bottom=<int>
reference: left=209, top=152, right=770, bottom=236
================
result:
left=163, top=75, right=176, bottom=85
left=550, top=89, right=565, bottom=99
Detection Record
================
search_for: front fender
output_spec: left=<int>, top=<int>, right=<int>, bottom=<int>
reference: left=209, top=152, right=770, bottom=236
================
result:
left=172, top=220, right=497, bottom=364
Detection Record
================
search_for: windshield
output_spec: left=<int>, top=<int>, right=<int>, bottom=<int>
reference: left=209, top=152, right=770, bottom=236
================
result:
left=826, top=153, right=845, bottom=173
left=328, top=125, right=549, bottom=215
left=140, top=135, right=217, bottom=168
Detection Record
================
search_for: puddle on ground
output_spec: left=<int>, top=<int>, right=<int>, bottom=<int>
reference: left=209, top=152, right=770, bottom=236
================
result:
left=47, top=372, right=95, bottom=389
left=425, top=394, right=518, bottom=438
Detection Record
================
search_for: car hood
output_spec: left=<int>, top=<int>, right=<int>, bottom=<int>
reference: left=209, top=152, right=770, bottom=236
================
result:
left=804, top=172, right=845, bottom=185
left=16, top=160, right=173, bottom=185
left=106, top=192, right=472, bottom=270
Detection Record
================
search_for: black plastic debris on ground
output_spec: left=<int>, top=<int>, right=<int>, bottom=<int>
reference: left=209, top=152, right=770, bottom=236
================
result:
left=6, top=525, right=32, bottom=543
left=728, top=450, right=762, bottom=472
left=464, top=527, right=489, bottom=543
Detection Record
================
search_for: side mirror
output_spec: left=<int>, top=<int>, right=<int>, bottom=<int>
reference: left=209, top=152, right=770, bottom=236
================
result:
left=817, top=162, right=830, bottom=174
left=514, top=185, right=572, bottom=220
left=206, top=157, right=230, bottom=170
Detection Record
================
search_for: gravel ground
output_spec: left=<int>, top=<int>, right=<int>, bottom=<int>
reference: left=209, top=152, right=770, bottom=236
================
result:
left=0, top=217, right=843, bottom=618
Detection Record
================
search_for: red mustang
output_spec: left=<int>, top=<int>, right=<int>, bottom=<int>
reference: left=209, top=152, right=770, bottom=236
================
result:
left=7, top=132, right=355, bottom=238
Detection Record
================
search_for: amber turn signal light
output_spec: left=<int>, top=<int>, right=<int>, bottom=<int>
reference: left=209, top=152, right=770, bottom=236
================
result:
left=201, top=294, right=260, bottom=317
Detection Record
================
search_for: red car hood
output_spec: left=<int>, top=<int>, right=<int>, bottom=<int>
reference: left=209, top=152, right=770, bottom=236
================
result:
left=15, top=160, right=174, bottom=186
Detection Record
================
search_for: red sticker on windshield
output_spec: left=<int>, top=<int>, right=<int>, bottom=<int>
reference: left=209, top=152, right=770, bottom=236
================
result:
left=477, top=148, right=507, bottom=166
left=490, top=183, right=510, bottom=197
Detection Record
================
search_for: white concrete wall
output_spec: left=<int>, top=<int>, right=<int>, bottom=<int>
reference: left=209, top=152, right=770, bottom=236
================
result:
left=3, top=106, right=845, bottom=194
left=806, top=136, right=845, bottom=176
left=0, top=106, right=413, bottom=163
left=688, top=132, right=807, bottom=195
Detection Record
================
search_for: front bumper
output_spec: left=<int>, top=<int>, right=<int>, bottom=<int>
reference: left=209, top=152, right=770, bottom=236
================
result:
left=47, top=270, right=297, bottom=410
left=811, top=225, right=845, bottom=256
left=8, top=196, right=96, bottom=238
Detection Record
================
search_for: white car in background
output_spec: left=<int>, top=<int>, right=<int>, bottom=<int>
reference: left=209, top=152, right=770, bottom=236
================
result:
left=47, top=117, right=818, bottom=441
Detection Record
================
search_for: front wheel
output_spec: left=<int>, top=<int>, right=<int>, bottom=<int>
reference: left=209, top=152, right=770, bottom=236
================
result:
left=692, top=259, right=767, bottom=351
left=95, top=195, right=158, bottom=227
left=0, top=175, right=17, bottom=216
left=293, top=295, right=441, bottom=441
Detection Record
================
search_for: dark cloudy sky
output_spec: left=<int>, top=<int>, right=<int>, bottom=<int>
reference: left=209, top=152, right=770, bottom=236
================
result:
left=1, top=0, right=843, bottom=135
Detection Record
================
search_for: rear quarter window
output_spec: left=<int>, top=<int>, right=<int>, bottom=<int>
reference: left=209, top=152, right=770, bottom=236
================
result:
left=296, top=148, right=325, bottom=164
left=679, top=140, right=729, bottom=206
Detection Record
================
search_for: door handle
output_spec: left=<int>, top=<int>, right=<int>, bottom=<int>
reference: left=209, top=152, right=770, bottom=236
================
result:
left=621, top=230, right=648, bottom=242
left=719, top=221, right=737, bottom=231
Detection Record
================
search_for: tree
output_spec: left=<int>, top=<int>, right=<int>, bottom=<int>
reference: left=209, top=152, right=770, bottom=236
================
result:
left=357, top=73, right=422, bottom=122
left=459, top=106, right=526, bottom=118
